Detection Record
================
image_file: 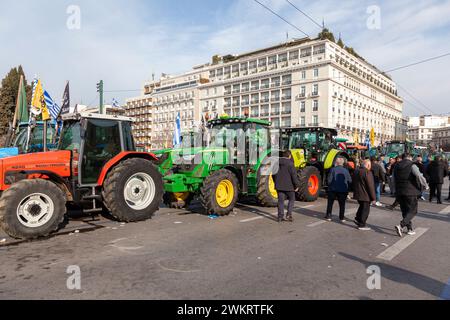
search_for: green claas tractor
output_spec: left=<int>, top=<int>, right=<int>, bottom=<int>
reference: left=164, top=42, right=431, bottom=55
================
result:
left=163, top=117, right=279, bottom=215
left=281, top=127, right=351, bottom=201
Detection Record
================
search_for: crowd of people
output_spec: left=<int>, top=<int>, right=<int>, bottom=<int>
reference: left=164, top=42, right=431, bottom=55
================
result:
left=274, top=150, right=449, bottom=237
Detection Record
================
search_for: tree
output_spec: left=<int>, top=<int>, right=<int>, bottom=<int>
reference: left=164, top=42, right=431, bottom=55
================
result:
left=337, top=37, right=344, bottom=48
left=318, top=28, right=335, bottom=42
left=0, top=66, right=32, bottom=135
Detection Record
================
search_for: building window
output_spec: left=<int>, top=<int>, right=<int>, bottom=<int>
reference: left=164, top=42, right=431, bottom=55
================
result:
left=314, top=68, right=319, bottom=78
left=301, top=71, right=306, bottom=80
left=300, top=117, right=306, bottom=127
left=300, top=101, right=306, bottom=113
left=312, top=84, right=319, bottom=96
left=313, top=100, right=319, bottom=112
left=312, top=115, right=319, bottom=126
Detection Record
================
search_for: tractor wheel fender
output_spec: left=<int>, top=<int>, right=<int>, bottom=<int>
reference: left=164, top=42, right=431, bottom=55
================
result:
left=323, top=149, right=342, bottom=170
left=97, top=152, right=158, bottom=186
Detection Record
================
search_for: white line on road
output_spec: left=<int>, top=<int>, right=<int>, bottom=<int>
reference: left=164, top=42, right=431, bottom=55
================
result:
left=240, top=217, right=264, bottom=223
left=300, top=205, right=315, bottom=209
left=439, top=206, right=450, bottom=215
left=377, top=228, right=429, bottom=261
left=308, top=220, right=328, bottom=227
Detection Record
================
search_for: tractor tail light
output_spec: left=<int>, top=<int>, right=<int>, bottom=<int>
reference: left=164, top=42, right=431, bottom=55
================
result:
left=72, top=150, right=79, bottom=176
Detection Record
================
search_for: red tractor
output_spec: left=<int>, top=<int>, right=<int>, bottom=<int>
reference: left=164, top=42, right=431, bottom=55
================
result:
left=0, top=112, right=164, bottom=239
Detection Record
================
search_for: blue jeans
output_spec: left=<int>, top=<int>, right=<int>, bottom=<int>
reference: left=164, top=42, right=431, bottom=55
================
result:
left=375, top=181, right=381, bottom=202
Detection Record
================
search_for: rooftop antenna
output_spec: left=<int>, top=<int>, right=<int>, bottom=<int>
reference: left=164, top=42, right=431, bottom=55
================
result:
left=152, top=71, right=155, bottom=81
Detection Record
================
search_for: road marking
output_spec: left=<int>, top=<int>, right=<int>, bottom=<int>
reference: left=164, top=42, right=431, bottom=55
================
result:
left=441, top=278, right=450, bottom=300
left=439, top=206, right=450, bottom=215
left=308, top=220, right=328, bottom=227
left=240, top=217, right=264, bottom=223
left=377, top=228, right=429, bottom=261
left=300, top=205, right=314, bottom=209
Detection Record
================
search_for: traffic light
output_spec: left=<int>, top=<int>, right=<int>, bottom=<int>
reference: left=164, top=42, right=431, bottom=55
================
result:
left=96, top=80, right=104, bottom=114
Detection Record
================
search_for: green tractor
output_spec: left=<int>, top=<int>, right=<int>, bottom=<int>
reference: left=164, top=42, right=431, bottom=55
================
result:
left=383, top=140, right=417, bottom=160
left=153, top=131, right=205, bottom=177
left=281, top=127, right=352, bottom=201
left=163, top=117, right=279, bottom=214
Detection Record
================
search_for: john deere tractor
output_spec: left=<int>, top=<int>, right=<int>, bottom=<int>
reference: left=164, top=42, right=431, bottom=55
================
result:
left=153, top=131, right=205, bottom=176
left=163, top=117, right=279, bottom=215
left=281, top=127, right=351, bottom=201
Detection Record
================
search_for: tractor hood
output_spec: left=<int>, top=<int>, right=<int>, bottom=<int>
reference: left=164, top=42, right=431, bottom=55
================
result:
left=0, top=151, right=72, bottom=191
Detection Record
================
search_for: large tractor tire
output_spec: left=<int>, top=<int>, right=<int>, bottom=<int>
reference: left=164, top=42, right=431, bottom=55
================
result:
left=257, top=173, right=278, bottom=207
left=297, top=166, right=321, bottom=202
left=200, top=169, right=239, bottom=216
left=103, top=158, right=163, bottom=222
left=0, top=179, right=67, bottom=239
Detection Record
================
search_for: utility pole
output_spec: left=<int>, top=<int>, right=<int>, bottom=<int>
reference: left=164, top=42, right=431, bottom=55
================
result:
left=96, top=80, right=104, bottom=114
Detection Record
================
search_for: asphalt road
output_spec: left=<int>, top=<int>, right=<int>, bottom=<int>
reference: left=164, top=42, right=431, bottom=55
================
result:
left=1, top=182, right=449, bottom=300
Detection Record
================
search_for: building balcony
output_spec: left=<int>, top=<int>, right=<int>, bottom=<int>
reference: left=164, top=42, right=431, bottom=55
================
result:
left=282, top=96, right=291, bottom=101
left=311, top=92, right=320, bottom=97
left=297, top=93, right=306, bottom=100
left=282, top=109, right=291, bottom=115
left=251, top=100, right=259, bottom=105
left=259, top=66, right=267, bottom=72
left=260, top=98, right=269, bottom=103
left=271, top=97, right=280, bottom=102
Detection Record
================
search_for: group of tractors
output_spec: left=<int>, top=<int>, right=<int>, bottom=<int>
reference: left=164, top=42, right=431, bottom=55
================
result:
left=0, top=113, right=350, bottom=240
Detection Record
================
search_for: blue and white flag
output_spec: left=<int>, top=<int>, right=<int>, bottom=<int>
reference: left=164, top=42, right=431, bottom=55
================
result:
left=173, top=112, right=181, bottom=147
left=44, top=90, right=61, bottom=120
left=112, top=98, right=120, bottom=108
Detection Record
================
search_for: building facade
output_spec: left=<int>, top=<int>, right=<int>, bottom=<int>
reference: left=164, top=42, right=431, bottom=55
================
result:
left=126, top=38, right=404, bottom=149
left=407, top=115, right=450, bottom=146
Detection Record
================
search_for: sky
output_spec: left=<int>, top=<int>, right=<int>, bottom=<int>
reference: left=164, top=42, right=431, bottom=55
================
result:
left=0, top=0, right=449, bottom=116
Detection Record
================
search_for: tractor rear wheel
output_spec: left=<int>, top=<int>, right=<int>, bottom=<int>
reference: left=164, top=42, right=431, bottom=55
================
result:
left=297, top=166, right=321, bottom=202
left=200, top=169, right=238, bottom=216
left=257, top=172, right=278, bottom=207
left=0, top=179, right=66, bottom=239
left=103, top=158, right=163, bottom=222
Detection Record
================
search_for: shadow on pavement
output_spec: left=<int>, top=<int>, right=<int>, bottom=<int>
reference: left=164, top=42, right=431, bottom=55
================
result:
left=339, top=252, right=446, bottom=299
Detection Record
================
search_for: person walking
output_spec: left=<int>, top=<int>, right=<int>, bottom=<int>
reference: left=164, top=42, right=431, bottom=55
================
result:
left=273, top=150, right=300, bottom=223
left=325, top=157, right=352, bottom=222
left=352, top=159, right=376, bottom=231
left=427, top=155, right=448, bottom=204
left=415, top=155, right=427, bottom=201
left=394, top=154, right=429, bottom=237
left=371, top=157, right=385, bottom=207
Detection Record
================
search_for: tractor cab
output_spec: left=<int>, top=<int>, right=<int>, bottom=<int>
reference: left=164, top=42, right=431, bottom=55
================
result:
left=59, top=112, right=136, bottom=186
left=281, top=127, right=337, bottom=163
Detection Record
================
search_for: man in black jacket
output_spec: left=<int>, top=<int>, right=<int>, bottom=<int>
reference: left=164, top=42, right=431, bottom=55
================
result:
left=326, top=157, right=352, bottom=222
left=273, top=150, right=301, bottom=223
left=353, top=160, right=376, bottom=231
left=394, top=154, right=429, bottom=237
left=427, top=156, right=448, bottom=204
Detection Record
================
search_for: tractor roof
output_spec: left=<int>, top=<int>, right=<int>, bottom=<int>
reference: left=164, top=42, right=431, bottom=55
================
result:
left=282, top=127, right=338, bottom=135
left=209, top=117, right=271, bottom=126
left=62, top=111, right=133, bottom=123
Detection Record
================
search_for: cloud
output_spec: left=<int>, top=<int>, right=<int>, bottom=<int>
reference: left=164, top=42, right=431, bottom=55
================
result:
left=0, top=0, right=448, bottom=116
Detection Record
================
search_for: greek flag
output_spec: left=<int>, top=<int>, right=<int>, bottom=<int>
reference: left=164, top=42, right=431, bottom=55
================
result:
left=44, top=90, right=61, bottom=120
left=173, top=112, right=181, bottom=147
left=112, top=98, right=120, bottom=108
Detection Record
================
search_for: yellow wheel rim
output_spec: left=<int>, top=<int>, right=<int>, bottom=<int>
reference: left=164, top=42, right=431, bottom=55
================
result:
left=215, top=179, right=235, bottom=208
left=173, top=192, right=190, bottom=202
left=269, top=174, right=278, bottom=199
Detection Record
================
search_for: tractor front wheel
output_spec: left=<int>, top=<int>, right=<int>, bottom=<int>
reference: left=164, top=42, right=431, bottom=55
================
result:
left=200, top=169, right=238, bottom=216
left=0, top=179, right=67, bottom=239
left=297, top=166, right=321, bottom=202
left=103, top=158, right=163, bottom=222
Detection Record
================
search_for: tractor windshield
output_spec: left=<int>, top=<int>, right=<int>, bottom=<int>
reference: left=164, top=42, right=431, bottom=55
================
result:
left=289, top=131, right=318, bottom=150
left=386, top=143, right=405, bottom=156
left=13, top=124, right=56, bottom=153
left=209, top=123, right=244, bottom=148
left=59, top=122, right=81, bottom=151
